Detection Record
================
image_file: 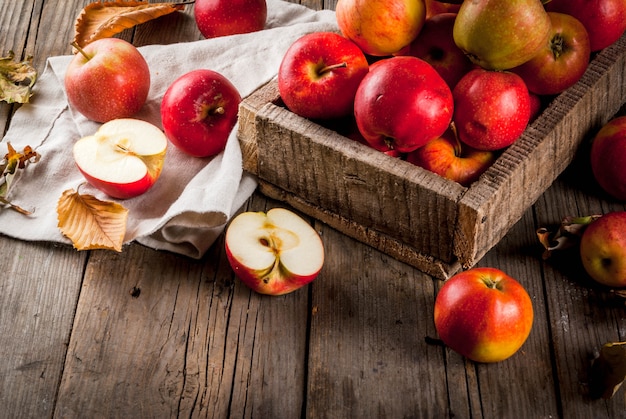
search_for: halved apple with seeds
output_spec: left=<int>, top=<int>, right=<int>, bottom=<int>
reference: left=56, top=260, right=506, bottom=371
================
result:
left=73, top=118, right=167, bottom=199
left=225, top=208, right=325, bottom=295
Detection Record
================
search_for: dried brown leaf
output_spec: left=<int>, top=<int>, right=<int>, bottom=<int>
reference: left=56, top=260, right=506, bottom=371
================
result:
left=589, top=341, right=626, bottom=399
left=536, top=215, right=602, bottom=260
left=0, top=51, right=37, bottom=104
left=73, top=0, right=188, bottom=49
left=57, top=188, right=128, bottom=252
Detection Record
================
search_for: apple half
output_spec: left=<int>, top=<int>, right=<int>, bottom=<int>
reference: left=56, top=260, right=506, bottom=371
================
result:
left=225, top=208, right=325, bottom=295
left=73, top=118, right=167, bottom=199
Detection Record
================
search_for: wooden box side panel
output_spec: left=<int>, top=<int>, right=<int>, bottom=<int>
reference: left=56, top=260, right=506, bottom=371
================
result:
left=253, top=96, right=466, bottom=263
left=455, top=34, right=626, bottom=268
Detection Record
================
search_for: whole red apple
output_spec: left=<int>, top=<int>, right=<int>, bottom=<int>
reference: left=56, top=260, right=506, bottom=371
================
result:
left=161, top=69, right=241, bottom=158
left=511, top=12, right=590, bottom=96
left=194, top=0, right=267, bottom=39
left=398, top=13, right=475, bottom=90
left=354, top=56, right=454, bottom=153
left=545, top=0, right=626, bottom=52
left=64, top=38, right=150, bottom=123
left=225, top=208, right=325, bottom=295
left=406, top=126, right=495, bottom=186
left=278, top=32, right=369, bottom=120
left=336, top=0, right=426, bottom=56
left=590, top=116, right=626, bottom=201
left=580, top=211, right=626, bottom=288
left=434, top=267, right=534, bottom=363
left=452, top=68, right=531, bottom=151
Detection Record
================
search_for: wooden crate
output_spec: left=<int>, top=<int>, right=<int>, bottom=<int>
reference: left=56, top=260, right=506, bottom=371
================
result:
left=237, top=33, right=626, bottom=280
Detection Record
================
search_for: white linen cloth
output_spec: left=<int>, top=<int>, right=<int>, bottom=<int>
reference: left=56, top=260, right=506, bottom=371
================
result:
left=0, top=0, right=337, bottom=258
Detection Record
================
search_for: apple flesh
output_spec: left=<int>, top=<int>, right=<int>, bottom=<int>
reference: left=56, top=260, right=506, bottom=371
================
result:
left=580, top=211, right=626, bottom=288
left=64, top=38, right=150, bottom=123
left=161, top=69, right=241, bottom=158
left=225, top=208, right=325, bottom=296
left=434, top=267, right=534, bottom=363
left=194, top=0, right=267, bottom=39
left=590, top=116, right=626, bottom=202
left=278, top=32, right=369, bottom=120
left=73, top=118, right=167, bottom=199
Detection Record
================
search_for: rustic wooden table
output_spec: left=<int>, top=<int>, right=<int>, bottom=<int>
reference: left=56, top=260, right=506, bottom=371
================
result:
left=1, top=1, right=625, bottom=418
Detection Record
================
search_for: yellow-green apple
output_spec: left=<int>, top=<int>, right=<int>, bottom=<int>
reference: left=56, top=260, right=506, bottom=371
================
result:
left=278, top=32, right=369, bottom=120
left=398, top=13, right=475, bottom=90
left=194, top=0, right=267, bottom=39
left=160, top=69, right=241, bottom=158
left=453, top=0, right=552, bottom=70
left=64, top=38, right=150, bottom=123
left=406, top=126, right=495, bottom=186
left=511, top=12, right=590, bottom=96
left=225, top=208, right=325, bottom=296
left=580, top=211, right=626, bottom=288
left=434, top=267, right=534, bottom=363
left=452, top=68, right=531, bottom=151
left=425, top=0, right=460, bottom=18
left=354, top=56, right=454, bottom=153
left=336, top=0, right=426, bottom=56
left=73, top=118, right=167, bottom=199
left=590, top=116, right=626, bottom=201
left=545, top=0, right=626, bottom=52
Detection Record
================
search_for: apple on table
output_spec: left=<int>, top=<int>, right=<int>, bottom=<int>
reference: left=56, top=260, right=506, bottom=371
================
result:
left=194, top=0, right=267, bottom=39
left=73, top=118, right=168, bottom=199
left=225, top=208, right=325, bottom=296
left=278, top=31, right=369, bottom=120
left=590, top=116, right=626, bottom=202
left=160, top=69, right=241, bottom=158
left=580, top=211, right=626, bottom=289
left=64, top=38, right=150, bottom=123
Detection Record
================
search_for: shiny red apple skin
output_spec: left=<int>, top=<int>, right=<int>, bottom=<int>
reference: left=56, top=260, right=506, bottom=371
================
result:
left=398, top=13, right=474, bottom=90
left=545, top=0, right=626, bottom=52
left=161, top=69, right=241, bottom=158
left=64, top=38, right=150, bottom=123
left=76, top=169, right=156, bottom=200
left=434, top=267, right=534, bottom=363
left=354, top=56, right=454, bottom=153
left=580, top=211, right=626, bottom=288
left=278, top=32, right=369, bottom=120
left=511, top=12, right=590, bottom=96
left=590, top=116, right=626, bottom=201
left=406, top=128, right=495, bottom=186
left=452, top=68, right=531, bottom=151
left=194, top=0, right=267, bottom=39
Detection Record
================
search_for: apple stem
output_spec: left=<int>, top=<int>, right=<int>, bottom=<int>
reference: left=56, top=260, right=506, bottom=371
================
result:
left=71, top=41, right=91, bottom=60
left=319, top=62, right=347, bottom=76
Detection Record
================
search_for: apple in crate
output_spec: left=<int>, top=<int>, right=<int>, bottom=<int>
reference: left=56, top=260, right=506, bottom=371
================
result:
left=161, top=69, right=241, bottom=158
left=278, top=32, right=369, bottom=120
left=354, top=56, right=454, bottom=153
left=452, top=68, right=531, bottom=151
left=65, top=38, right=150, bottom=123
left=590, top=116, right=626, bottom=201
left=225, top=208, right=325, bottom=295
left=434, top=267, right=534, bottom=363
left=194, top=0, right=267, bottom=39
left=73, top=119, right=167, bottom=199
left=580, top=211, right=626, bottom=288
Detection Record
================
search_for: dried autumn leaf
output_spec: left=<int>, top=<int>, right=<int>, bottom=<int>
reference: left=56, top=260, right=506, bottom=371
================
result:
left=0, top=142, right=41, bottom=214
left=73, top=0, right=189, bottom=49
left=536, top=215, right=602, bottom=260
left=0, top=51, right=37, bottom=104
left=57, top=188, right=128, bottom=252
left=589, top=341, right=626, bottom=399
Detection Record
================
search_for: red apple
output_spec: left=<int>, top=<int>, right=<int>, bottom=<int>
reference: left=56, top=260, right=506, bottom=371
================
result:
left=73, top=118, right=167, bottom=199
left=225, top=208, right=325, bottom=295
left=434, top=267, right=534, bottom=363
left=406, top=126, right=495, bottom=186
left=336, top=0, right=426, bottom=56
left=398, top=13, right=474, bottom=90
left=278, top=32, right=369, bottom=120
left=511, top=12, right=590, bottom=96
left=64, top=38, right=150, bottom=123
left=590, top=116, right=626, bottom=201
left=580, top=211, right=626, bottom=288
left=545, top=0, right=626, bottom=52
left=354, top=56, right=454, bottom=153
left=452, top=68, right=531, bottom=151
left=194, top=0, right=267, bottom=39
left=160, top=69, right=241, bottom=158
